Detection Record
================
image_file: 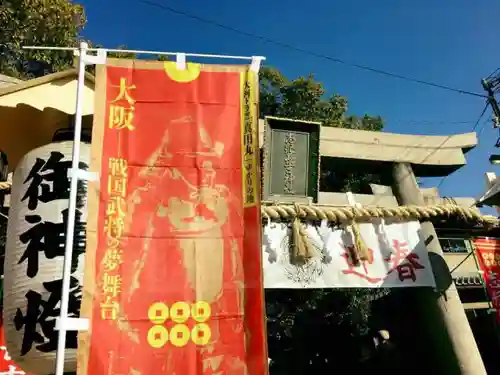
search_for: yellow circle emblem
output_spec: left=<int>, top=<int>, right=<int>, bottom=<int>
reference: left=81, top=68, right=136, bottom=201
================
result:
left=191, top=301, right=211, bottom=323
left=148, top=302, right=169, bottom=324
left=171, top=301, right=190, bottom=323
left=147, top=325, right=169, bottom=348
left=164, top=61, right=201, bottom=83
left=170, top=324, right=190, bottom=347
left=191, top=323, right=211, bottom=346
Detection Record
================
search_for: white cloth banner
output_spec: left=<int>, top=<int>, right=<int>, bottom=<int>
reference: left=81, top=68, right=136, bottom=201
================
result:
left=262, top=219, right=436, bottom=289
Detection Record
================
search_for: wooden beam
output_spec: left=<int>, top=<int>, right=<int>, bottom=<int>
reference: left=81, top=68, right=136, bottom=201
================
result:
left=462, top=302, right=489, bottom=310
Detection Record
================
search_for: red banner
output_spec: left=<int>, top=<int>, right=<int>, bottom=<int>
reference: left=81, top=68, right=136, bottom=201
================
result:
left=0, top=318, right=29, bottom=375
left=473, top=237, right=500, bottom=321
left=78, top=59, right=267, bottom=375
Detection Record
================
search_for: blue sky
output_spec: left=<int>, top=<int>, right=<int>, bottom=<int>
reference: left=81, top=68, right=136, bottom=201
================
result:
left=80, top=0, right=500, bottom=202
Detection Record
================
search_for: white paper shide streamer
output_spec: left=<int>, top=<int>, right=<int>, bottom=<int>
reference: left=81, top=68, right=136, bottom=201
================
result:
left=3, top=141, right=89, bottom=374
left=262, top=219, right=436, bottom=289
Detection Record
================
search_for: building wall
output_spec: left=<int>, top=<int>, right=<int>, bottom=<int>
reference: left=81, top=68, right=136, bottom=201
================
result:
left=439, top=235, right=491, bottom=310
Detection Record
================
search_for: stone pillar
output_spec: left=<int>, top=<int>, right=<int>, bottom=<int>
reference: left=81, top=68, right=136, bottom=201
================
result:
left=392, top=162, right=486, bottom=375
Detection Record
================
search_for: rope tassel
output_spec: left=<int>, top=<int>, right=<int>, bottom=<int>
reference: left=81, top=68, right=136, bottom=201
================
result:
left=350, top=220, right=372, bottom=263
left=290, top=205, right=315, bottom=265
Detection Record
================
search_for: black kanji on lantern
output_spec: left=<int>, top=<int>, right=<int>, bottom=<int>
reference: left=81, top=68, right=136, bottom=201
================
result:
left=14, top=276, right=81, bottom=355
left=19, top=208, right=86, bottom=278
left=21, top=151, right=88, bottom=211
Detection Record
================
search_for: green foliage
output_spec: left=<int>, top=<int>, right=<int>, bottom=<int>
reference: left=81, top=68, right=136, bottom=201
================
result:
left=344, top=114, right=384, bottom=131
left=259, top=66, right=383, bottom=131
left=0, top=0, right=170, bottom=79
left=0, top=0, right=86, bottom=79
left=267, top=288, right=391, bottom=372
left=102, top=45, right=138, bottom=60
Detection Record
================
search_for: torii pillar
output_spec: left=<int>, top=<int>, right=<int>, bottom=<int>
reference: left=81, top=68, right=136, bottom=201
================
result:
left=392, top=162, right=486, bottom=375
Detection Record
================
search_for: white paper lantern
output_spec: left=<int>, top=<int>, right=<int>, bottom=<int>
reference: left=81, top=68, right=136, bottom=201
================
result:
left=3, top=141, right=90, bottom=375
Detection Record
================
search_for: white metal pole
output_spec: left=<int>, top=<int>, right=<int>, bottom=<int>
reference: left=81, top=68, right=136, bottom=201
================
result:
left=54, top=41, right=87, bottom=375
left=23, top=46, right=265, bottom=62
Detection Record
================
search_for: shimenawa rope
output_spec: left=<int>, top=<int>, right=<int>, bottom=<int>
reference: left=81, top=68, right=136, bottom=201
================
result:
left=261, top=203, right=497, bottom=225
left=263, top=202, right=498, bottom=263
